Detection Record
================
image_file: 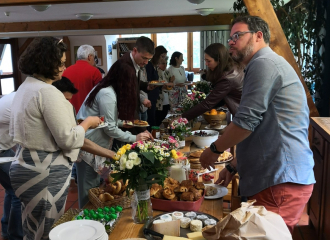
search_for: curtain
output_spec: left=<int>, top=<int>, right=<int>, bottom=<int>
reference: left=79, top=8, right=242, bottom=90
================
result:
left=200, top=30, right=230, bottom=69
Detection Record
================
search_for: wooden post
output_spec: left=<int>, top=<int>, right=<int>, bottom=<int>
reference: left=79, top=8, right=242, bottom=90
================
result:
left=243, top=0, right=319, bottom=119
left=63, top=37, right=71, bottom=67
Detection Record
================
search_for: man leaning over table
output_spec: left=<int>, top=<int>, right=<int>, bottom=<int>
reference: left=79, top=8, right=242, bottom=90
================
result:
left=199, top=15, right=315, bottom=234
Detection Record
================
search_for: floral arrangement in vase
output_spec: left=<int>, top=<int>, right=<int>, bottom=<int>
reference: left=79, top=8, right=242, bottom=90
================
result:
left=180, top=90, right=207, bottom=113
left=111, top=141, right=179, bottom=223
left=170, top=118, right=191, bottom=148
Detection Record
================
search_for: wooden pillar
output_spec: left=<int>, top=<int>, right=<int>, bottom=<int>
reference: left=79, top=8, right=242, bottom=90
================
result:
left=243, top=0, right=319, bottom=119
left=63, top=36, right=71, bottom=67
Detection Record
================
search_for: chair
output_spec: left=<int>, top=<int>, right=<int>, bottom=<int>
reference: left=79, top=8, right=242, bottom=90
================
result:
left=185, top=71, right=194, bottom=89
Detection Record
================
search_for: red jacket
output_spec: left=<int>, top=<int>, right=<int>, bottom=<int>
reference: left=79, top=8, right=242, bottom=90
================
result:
left=63, top=60, right=102, bottom=112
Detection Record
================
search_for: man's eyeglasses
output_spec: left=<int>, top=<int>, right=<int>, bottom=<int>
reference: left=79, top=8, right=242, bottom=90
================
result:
left=94, top=55, right=98, bottom=65
left=227, top=31, right=255, bottom=43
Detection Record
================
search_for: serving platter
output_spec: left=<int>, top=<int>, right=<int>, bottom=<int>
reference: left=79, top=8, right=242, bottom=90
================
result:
left=214, top=156, right=233, bottom=165
left=143, top=211, right=219, bottom=239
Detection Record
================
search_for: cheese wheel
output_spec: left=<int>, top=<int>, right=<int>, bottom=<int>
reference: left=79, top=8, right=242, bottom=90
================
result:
left=185, top=211, right=197, bottom=219
left=204, top=219, right=216, bottom=226
left=190, top=220, right=202, bottom=232
left=153, top=219, right=165, bottom=224
left=172, top=211, right=184, bottom=220
left=180, top=217, right=191, bottom=228
left=186, top=232, right=206, bottom=240
left=160, top=214, right=173, bottom=222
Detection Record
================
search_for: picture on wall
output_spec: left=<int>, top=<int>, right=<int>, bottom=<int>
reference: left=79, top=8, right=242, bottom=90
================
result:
left=73, top=45, right=103, bottom=66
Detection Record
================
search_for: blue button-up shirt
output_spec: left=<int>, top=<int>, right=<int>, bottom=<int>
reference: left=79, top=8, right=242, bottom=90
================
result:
left=233, top=47, right=315, bottom=196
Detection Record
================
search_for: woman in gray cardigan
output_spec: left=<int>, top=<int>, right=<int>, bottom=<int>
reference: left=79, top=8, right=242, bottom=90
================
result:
left=9, top=37, right=101, bottom=240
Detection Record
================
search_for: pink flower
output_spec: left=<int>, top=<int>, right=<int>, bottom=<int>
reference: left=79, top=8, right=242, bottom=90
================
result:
left=131, top=142, right=137, bottom=149
left=161, top=143, right=170, bottom=149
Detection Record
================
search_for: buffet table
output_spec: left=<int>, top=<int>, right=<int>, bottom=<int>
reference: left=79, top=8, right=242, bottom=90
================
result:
left=83, top=197, right=223, bottom=240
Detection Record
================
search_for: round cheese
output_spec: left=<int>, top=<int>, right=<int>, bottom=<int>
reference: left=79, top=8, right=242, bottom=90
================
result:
left=185, top=211, right=197, bottom=219
left=180, top=217, right=191, bottom=228
left=204, top=219, right=217, bottom=226
left=160, top=214, right=173, bottom=222
left=190, top=220, right=202, bottom=232
left=172, top=211, right=184, bottom=220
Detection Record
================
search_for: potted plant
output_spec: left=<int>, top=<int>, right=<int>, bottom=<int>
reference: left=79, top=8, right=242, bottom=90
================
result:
left=170, top=118, right=191, bottom=148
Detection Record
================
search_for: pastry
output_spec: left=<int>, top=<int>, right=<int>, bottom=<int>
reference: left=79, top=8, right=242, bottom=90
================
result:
left=172, top=212, right=184, bottom=220
left=190, top=163, right=202, bottom=170
left=154, top=189, right=164, bottom=199
left=188, top=187, right=202, bottom=201
left=150, top=183, right=162, bottom=196
left=185, top=211, right=197, bottom=219
left=180, top=192, right=194, bottom=201
left=189, top=150, right=204, bottom=158
left=180, top=217, right=191, bottom=228
left=190, top=220, right=203, bottom=232
left=217, top=151, right=232, bottom=162
left=188, top=158, right=200, bottom=164
left=194, top=182, right=205, bottom=190
left=163, top=187, right=176, bottom=200
left=179, top=186, right=188, bottom=192
left=181, top=180, right=193, bottom=187
left=133, top=119, right=149, bottom=126
left=205, top=186, right=217, bottom=196
left=204, top=219, right=217, bottom=226
left=164, top=177, right=180, bottom=189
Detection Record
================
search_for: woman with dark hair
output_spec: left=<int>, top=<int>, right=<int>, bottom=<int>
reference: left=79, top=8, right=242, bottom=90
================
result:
left=76, top=61, right=153, bottom=208
left=9, top=37, right=101, bottom=239
left=166, top=51, right=188, bottom=109
left=146, top=45, right=167, bottom=127
left=182, top=43, right=244, bottom=121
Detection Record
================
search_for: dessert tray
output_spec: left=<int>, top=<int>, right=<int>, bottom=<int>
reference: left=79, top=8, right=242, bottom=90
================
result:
left=143, top=211, right=219, bottom=239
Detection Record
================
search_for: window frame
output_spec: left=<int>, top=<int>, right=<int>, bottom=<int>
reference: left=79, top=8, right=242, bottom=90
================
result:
left=0, top=39, right=20, bottom=95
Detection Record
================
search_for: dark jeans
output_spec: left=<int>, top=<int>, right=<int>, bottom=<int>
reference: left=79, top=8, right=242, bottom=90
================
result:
left=0, top=149, right=23, bottom=240
left=156, top=104, right=170, bottom=127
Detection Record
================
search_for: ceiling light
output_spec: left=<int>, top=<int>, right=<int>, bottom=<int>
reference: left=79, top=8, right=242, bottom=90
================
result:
left=76, top=13, right=93, bottom=21
left=30, top=5, right=51, bottom=12
left=196, top=8, right=214, bottom=16
left=188, top=0, right=205, bottom=4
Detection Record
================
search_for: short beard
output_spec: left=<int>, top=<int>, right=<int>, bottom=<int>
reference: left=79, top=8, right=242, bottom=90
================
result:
left=231, top=36, right=254, bottom=63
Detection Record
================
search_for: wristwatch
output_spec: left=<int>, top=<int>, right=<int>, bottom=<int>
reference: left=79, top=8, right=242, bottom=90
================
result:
left=210, top=142, right=223, bottom=154
left=226, top=164, right=237, bottom=175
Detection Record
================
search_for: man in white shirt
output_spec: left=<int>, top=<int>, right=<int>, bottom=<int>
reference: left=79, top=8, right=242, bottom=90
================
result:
left=0, top=92, right=23, bottom=240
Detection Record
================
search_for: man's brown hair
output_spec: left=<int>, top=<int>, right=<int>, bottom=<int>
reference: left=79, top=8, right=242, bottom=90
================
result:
left=135, top=36, right=155, bottom=55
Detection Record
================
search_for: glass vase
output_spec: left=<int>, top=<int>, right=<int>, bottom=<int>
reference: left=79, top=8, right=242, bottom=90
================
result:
left=131, top=184, right=153, bottom=224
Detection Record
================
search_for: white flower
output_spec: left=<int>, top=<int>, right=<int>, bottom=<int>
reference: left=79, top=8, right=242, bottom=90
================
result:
left=165, top=153, right=170, bottom=157
left=159, top=156, right=163, bottom=161
left=120, top=162, right=126, bottom=170
left=133, top=157, right=141, bottom=166
left=126, top=160, right=134, bottom=170
left=128, top=152, right=138, bottom=160
left=120, top=154, right=127, bottom=165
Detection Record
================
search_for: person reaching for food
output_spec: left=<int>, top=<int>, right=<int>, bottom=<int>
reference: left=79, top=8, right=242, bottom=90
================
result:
left=76, top=61, right=153, bottom=208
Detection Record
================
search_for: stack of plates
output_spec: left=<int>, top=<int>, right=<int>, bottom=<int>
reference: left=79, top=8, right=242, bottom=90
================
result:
left=49, top=220, right=107, bottom=240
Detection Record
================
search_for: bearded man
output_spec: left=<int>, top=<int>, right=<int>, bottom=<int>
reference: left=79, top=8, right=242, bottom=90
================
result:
left=199, top=15, right=315, bottom=234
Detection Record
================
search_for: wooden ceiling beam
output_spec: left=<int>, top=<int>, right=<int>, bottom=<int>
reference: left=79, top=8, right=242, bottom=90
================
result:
left=0, top=14, right=233, bottom=33
left=0, top=0, right=132, bottom=7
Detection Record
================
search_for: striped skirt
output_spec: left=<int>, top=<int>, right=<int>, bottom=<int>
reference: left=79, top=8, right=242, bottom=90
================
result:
left=9, top=146, right=72, bottom=240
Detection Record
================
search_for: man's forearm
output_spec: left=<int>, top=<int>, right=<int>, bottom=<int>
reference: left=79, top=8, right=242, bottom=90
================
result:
left=214, top=122, right=251, bottom=167
left=81, top=138, right=115, bottom=159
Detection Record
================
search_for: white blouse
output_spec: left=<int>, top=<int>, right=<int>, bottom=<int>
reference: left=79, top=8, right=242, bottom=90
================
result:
left=166, top=66, right=186, bottom=84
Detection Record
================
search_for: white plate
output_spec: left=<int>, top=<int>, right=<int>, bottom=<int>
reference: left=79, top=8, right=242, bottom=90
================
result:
left=96, top=122, right=108, bottom=129
left=205, top=124, right=226, bottom=130
left=49, top=220, right=105, bottom=240
left=150, top=82, right=165, bottom=86
left=204, top=184, right=228, bottom=199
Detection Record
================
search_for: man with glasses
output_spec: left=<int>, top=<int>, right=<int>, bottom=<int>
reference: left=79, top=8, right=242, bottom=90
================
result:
left=63, top=45, right=102, bottom=112
left=199, top=15, right=315, bottom=233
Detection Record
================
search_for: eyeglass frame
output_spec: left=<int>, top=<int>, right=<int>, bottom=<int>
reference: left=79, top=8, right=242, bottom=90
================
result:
left=227, top=31, right=255, bottom=44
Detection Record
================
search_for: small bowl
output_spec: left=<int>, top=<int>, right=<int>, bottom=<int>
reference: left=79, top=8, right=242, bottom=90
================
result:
left=191, top=130, right=219, bottom=148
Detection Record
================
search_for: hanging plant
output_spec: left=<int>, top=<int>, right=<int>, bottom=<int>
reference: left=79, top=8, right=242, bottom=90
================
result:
left=232, top=0, right=326, bottom=102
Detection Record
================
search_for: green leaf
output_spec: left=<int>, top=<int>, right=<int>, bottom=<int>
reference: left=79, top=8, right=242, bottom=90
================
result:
left=146, top=174, right=163, bottom=180
left=141, top=152, right=154, bottom=163
left=139, top=170, right=147, bottom=179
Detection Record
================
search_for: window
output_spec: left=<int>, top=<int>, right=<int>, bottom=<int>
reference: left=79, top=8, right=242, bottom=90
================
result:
left=0, top=39, right=20, bottom=95
left=157, top=32, right=188, bottom=68
left=192, top=32, right=201, bottom=69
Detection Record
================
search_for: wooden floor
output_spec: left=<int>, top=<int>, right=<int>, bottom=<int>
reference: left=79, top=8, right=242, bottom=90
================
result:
left=0, top=183, right=317, bottom=240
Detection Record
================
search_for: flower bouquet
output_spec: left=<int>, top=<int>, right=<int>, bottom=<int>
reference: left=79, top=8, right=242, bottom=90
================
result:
left=170, top=118, right=191, bottom=148
left=180, top=90, right=207, bottom=113
left=194, top=80, right=212, bottom=95
left=111, top=141, right=179, bottom=223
